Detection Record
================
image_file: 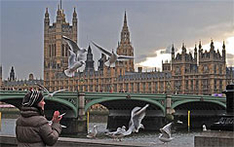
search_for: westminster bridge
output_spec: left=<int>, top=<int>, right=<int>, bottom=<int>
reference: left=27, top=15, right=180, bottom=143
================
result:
left=0, top=90, right=226, bottom=134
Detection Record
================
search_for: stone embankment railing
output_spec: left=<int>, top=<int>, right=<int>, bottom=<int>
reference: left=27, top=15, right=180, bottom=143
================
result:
left=0, top=135, right=150, bottom=147
left=195, top=131, right=234, bottom=147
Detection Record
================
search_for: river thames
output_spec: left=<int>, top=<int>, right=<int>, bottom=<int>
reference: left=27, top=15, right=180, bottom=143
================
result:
left=0, top=118, right=202, bottom=147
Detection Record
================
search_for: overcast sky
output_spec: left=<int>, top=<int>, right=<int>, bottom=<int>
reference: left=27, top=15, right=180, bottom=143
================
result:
left=1, top=0, right=233, bottom=80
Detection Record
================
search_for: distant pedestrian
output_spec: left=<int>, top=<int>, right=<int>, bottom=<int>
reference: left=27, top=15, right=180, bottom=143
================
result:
left=15, top=89, right=62, bottom=146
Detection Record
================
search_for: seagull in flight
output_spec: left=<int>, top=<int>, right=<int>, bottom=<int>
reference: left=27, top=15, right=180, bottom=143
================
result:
left=62, top=36, right=87, bottom=61
left=158, top=122, right=173, bottom=144
left=87, top=125, right=98, bottom=139
left=64, top=49, right=85, bottom=77
left=128, top=104, right=149, bottom=133
left=62, top=36, right=86, bottom=77
left=36, top=83, right=67, bottom=97
left=91, top=41, right=134, bottom=67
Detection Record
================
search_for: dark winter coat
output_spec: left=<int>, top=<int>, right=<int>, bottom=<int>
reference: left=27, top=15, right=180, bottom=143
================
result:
left=15, top=107, right=62, bottom=147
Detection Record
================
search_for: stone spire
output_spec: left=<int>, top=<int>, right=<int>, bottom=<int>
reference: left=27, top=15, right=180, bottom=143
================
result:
left=182, top=42, right=186, bottom=54
left=73, top=7, right=77, bottom=18
left=124, top=10, right=127, bottom=27
left=210, top=39, right=215, bottom=51
left=194, top=43, right=197, bottom=63
left=198, top=40, right=202, bottom=52
left=44, top=8, right=50, bottom=26
left=9, top=66, right=16, bottom=81
left=120, top=11, right=130, bottom=44
left=85, top=45, right=94, bottom=71
left=171, top=44, right=175, bottom=60
left=222, top=40, right=226, bottom=63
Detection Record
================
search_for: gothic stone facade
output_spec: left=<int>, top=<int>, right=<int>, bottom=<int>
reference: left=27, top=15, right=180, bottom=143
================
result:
left=168, top=41, right=227, bottom=95
left=43, top=6, right=232, bottom=95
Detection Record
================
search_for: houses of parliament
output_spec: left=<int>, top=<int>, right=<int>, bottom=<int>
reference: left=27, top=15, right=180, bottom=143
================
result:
left=1, top=4, right=233, bottom=96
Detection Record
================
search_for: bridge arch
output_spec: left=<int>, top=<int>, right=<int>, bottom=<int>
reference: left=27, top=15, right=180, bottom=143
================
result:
left=172, top=99, right=226, bottom=109
left=45, top=96, right=78, bottom=117
left=0, top=95, right=78, bottom=117
left=85, top=97, right=165, bottom=115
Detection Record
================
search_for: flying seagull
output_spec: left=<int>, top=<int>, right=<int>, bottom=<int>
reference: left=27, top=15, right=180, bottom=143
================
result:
left=36, top=83, right=67, bottom=97
left=64, top=48, right=85, bottom=77
left=62, top=36, right=86, bottom=77
left=128, top=104, right=149, bottom=133
left=158, top=122, right=173, bottom=144
left=62, top=36, right=87, bottom=61
left=91, top=41, right=134, bottom=67
left=87, top=125, right=98, bottom=139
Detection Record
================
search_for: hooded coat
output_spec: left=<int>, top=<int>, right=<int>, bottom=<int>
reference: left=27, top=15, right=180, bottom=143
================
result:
left=15, top=107, right=62, bottom=147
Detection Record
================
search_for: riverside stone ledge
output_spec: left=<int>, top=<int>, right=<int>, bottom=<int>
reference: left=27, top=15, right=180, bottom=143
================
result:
left=194, top=131, right=234, bottom=147
left=0, top=135, right=150, bottom=147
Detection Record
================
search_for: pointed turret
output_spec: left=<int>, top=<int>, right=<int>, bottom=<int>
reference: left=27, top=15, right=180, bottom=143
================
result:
left=222, top=41, right=226, bottom=63
left=72, top=7, right=78, bottom=42
left=73, top=7, right=77, bottom=18
left=199, top=40, right=202, bottom=50
left=72, top=7, right=77, bottom=24
left=182, top=42, right=186, bottom=54
left=117, top=11, right=134, bottom=72
left=194, top=43, right=197, bottom=63
left=44, top=8, right=50, bottom=26
left=210, top=39, right=214, bottom=51
left=198, top=40, right=203, bottom=58
left=45, top=7, right=49, bottom=18
left=85, top=45, right=94, bottom=72
left=124, top=10, right=127, bottom=27
left=171, top=44, right=175, bottom=60
left=120, top=11, right=130, bottom=44
left=9, top=66, right=16, bottom=81
left=56, top=4, right=62, bottom=23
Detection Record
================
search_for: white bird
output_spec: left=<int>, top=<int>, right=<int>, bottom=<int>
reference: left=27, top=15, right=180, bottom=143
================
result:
left=87, top=125, right=98, bottom=139
left=203, top=124, right=207, bottom=131
left=36, top=83, right=67, bottom=97
left=159, top=122, right=173, bottom=144
left=91, top=41, right=134, bottom=68
left=64, top=49, right=85, bottom=77
left=106, top=126, right=127, bottom=141
left=62, top=36, right=87, bottom=61
left=176, top=120, right=183, bottom=124
left=128, top=104, right=149, bottom=133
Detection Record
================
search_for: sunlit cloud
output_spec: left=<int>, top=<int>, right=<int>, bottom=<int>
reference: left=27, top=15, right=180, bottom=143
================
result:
left=135, top=48, right=171, bottom=71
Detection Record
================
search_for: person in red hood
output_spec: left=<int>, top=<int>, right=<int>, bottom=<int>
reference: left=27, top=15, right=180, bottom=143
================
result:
left=15, top=89, right=63, bottom=147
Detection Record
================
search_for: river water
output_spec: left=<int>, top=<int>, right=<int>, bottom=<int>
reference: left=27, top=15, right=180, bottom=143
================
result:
left=0, top=118, right=201, bottom=147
